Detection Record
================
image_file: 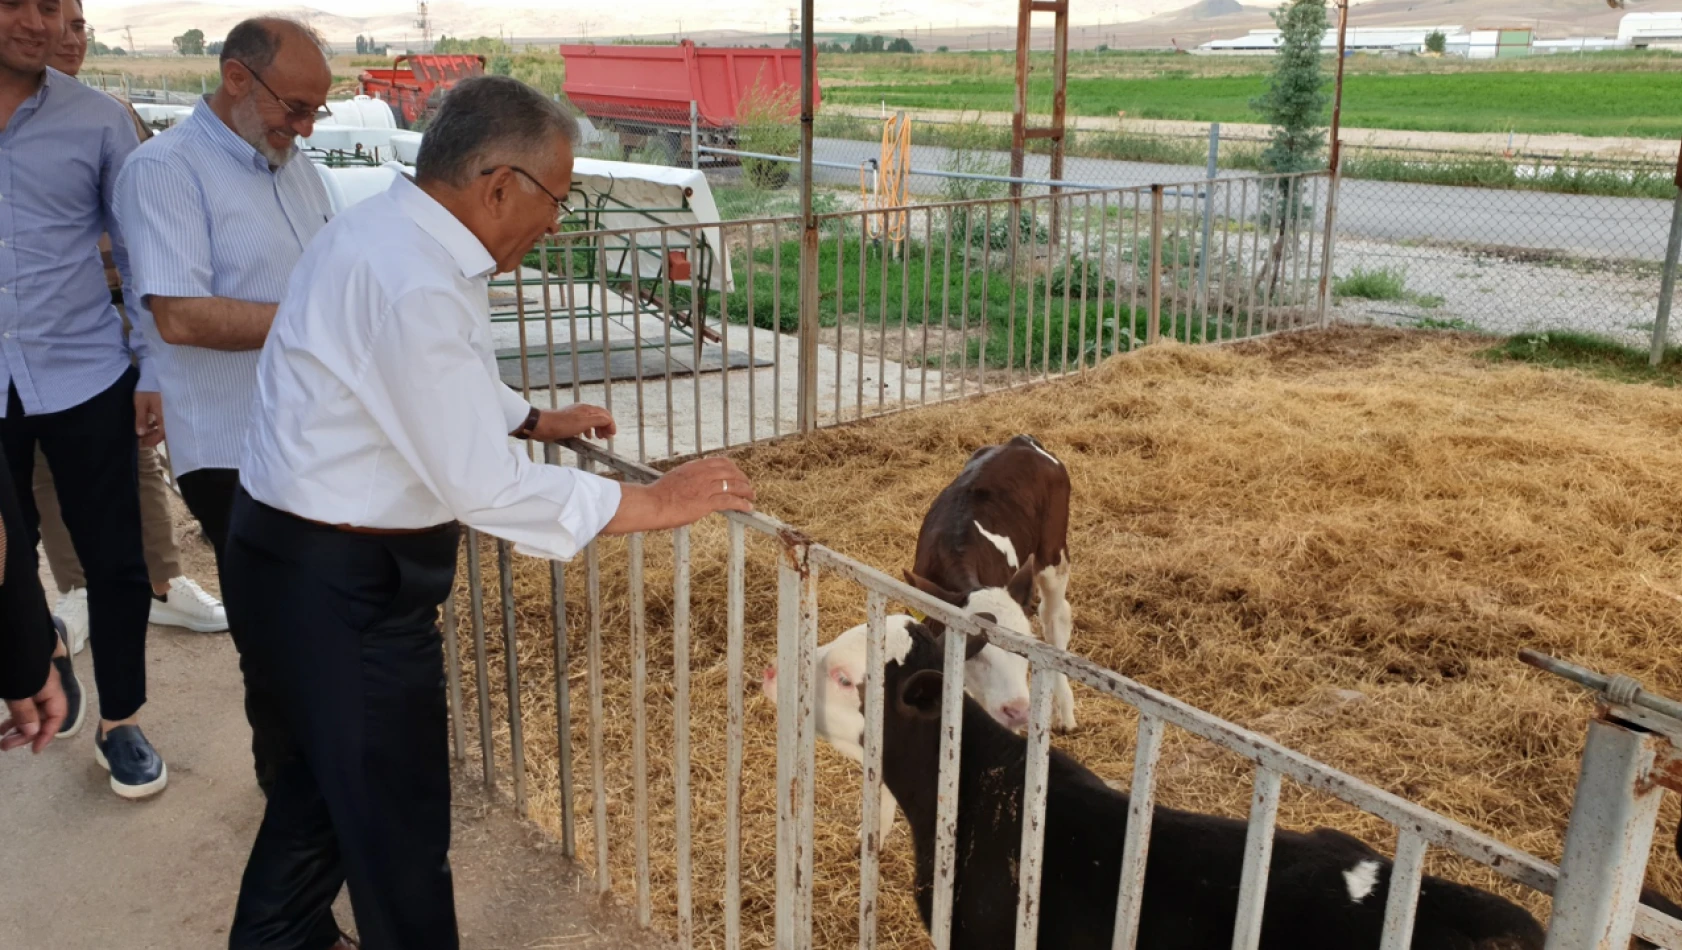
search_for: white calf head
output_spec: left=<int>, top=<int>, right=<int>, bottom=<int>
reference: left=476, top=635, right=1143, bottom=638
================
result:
left=901, top=555, right=1039, bottom=731
left=761, top=615, right=917, bottom=764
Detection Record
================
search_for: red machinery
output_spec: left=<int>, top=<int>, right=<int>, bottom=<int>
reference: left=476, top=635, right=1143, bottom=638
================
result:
left=358, top=54, right=487, bottom=129
left=560, top=40, right=816, bottom=163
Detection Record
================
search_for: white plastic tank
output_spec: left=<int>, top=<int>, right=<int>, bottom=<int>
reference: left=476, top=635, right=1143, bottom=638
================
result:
left=299, top=126, right=403, bottom=161
left=311, top=161, right=407, bottom=215
left=317, top=95, right=396, bottom=130
left=389, top=130, right=423, bottom=165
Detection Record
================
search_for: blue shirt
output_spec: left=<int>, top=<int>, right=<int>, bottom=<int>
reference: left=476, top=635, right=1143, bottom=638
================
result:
left=115, top=97, right=332, bottom=476
left=0, top=67, right=146, bottom=416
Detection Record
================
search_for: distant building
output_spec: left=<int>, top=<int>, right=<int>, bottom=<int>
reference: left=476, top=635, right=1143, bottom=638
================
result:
left=1195, top=25, right=1533, bottom=58
left=1618, top=12, right=1682, bottom=49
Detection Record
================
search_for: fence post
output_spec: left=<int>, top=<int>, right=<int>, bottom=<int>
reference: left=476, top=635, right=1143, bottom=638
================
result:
left=689, top=99, right=699, bottom=172
left=162, top=75, right=168, bottom=102
left=1542, top=716, right=1665, bottom=950
left=1148, top=185, right=1163, bottom=345
left=1317, top=151, right=1344, bottom=329
left=796, top=0, right=820, bottom=434
left=1197, top=122, right=1219, bottom=312
left=1649, top=139, right=1682, bottom=365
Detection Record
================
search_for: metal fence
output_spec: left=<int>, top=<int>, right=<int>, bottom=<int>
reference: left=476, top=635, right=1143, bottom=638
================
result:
left=443, top=437, right=1682, bottom=950
left=498, top=171, right=1331, bottom=462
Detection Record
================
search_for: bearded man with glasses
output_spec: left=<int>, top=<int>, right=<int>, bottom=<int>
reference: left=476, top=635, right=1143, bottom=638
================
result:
left=113, top=16, right=335, bottom=803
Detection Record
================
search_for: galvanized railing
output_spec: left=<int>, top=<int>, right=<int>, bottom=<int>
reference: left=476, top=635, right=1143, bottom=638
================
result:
left=497, top=171, right=1332, bottom=463
left=445, top=437, right=1682, bottom=950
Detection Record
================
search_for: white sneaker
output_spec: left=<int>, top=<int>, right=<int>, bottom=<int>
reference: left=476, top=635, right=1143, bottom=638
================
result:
left=149, top=576, right=229, bottom=633
left=55, top=587, right=90, bottom=655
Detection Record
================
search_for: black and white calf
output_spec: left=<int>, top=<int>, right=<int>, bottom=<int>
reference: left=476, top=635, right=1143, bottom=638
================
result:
left=903, top=433, right=1076, bottom=731
left=869, top=620, right=1552, bottom=950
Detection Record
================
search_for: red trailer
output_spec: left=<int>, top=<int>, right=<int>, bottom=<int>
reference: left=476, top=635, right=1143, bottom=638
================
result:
left=560, top=41, right=817, bottom=164
left=358, top=54, right=487, bottom=129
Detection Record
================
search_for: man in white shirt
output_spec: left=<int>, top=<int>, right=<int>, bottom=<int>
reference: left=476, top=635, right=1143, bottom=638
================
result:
left=226, top=75, right=754, bottom=949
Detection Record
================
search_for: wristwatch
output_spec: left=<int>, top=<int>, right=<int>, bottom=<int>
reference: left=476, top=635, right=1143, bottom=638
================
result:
left=512, top=406, right=541, bottom=440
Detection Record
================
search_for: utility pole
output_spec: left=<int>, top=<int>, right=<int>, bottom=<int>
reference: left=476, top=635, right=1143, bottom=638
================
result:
left=415, top=0, right=431, bottom=51
left=122, top=24, right=135, bottom=54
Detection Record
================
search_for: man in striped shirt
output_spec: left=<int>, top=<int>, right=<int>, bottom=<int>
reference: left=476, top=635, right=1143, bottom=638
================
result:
left=115, top=16, right=333, bottom=797
left=0, top=0, right=157, bottom=797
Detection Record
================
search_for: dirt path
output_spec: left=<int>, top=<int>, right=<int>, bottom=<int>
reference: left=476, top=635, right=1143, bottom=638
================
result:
left=0, top=497, right=659, bottom=950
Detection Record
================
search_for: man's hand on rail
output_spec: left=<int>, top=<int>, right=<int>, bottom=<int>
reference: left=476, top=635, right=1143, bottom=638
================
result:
left=531, top=405, right=617, bottom=442
left=602, top=458, right=755, bottom=535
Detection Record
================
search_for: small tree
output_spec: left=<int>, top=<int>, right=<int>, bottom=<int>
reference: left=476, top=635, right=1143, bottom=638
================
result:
left=356, top=34, right=367, bottom=54
left=173, top=28, right=206, bottom=56
left=849, top=34, right=872, bottom=53
left=886, top=37, right=915, bottom=53
left=1250, top=0, right=1328, bottom=177
left=736, top=80, right=799, bottom=190
left=1424, top=30, right=1446, bottom=54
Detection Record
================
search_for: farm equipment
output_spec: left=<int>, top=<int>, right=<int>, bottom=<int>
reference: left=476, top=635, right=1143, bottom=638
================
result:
left=560, top=40, right=815, bottom=166
left=357, top=54, right=486, bottom=129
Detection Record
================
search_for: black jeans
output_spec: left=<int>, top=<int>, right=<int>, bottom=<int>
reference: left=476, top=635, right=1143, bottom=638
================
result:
left=1, top=367, right=150, bottom=720
left=225, top=487, right=461, bottom=950
left=0, top=436, right=59, bottom=702
left=177, top=467, right=286, bottom=795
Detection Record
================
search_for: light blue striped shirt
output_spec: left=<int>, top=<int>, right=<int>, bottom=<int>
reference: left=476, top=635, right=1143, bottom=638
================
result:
left=0, top=67, right=147, bottom=416
left=115, top=97, right=332, bottom=476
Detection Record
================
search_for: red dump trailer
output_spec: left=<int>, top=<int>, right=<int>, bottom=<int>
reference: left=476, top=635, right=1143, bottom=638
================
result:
left=560, top=41, right=816, bottom=164
left=358, top=54, right=487, bottom=129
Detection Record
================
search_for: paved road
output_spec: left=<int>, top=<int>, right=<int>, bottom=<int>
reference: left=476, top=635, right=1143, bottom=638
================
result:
left=811, top=138, right=1674, bottom=262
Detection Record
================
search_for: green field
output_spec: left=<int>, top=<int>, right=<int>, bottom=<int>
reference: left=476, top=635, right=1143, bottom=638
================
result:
left=826, top=69, right=1682, bottom=138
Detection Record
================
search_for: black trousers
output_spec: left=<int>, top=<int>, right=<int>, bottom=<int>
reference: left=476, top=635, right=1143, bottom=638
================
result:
left=225, top=487, right=461, bottom=950
left=177, top=467, right=287, bottom=795
left=1, top=367, right=150, bottom=720
left=0, top=436, right=59, bottom=702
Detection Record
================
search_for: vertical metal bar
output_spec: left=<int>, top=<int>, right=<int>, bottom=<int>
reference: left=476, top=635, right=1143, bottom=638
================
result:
left=1006, top=197, right=1020, bottom=385
left=1378, top=831, right=1428, bottom=950
left=772, top=220, right=784, bottom=437
left=857, top=213, right=868, bottom=419
left=1543, top=718, right=1666, bottom=950
left=836, top=216, right=846, bottom=422
left=1013, top=665, right=1056, bottom=950
left=595, top=242, right=616, bottom=456
left=1009, top=0, right=1031, bottom=196
left=725, top=522, right=746, bottom=950
left=775, top=541, right=817, bottom=950
left=941, top=207, right=954, bottom=398
left=1219, top=180, right=1235, bottom=340
left=921, top=209, right=934, bottom=404
left=629, top=533, right=651, bottom=928
left=1128, top=190, right=1142, bottom=352
left=979, top=201, right=994, bottom=392
left=1077, top=193, right=1091, bottom=372
left=796, top=558, right=818, bottom=948
left=900, top=207, right=912, bottom=409
left=1049, top=4, right=1070, bottom=230
left=747, top=223, right=758, bottom=443
left=1229, top=767, right=1282, bottom=950
left=1651, top=139, right=1682, bottom=365
left=878, top=205, right=890, bottom=414
left=515, top=270, right=533, bottom=460
left=720, top=228, right=732, bottom=449
left=443, top=570, right=466, bottom=763
left=497, top=540, right=527, bottom=816
left=1199, top=123, right=1219, bottom=317
left=958, top=204, right=974, bottom=398
left=629, top=234, right=647, bottom=463
left=540, top=240, right=559, bottom=416
left=1060, top=193, right=1074, bottom=374
left=859, top=593, right=889, bottom=950
left=797, top=0, right=819, bottom=433
left=467, top=530, right=494, bottom=789
left=545, top=444, right=576, bottom=857
left=585, top=529, right=610, bottom=893
left=1148, top=186, right=1163, bottom=346
left=690, top=99, right=700, bottom=171
left=1245, top=178, right=1264, bottom=338
left=662, top=230, right=677, bottom=459
left=1111, top=714, right=1165, bottom=950
left=563, top=237, right=584, bottom=405
left=691, top=226, right=704, bottom=453
left=1042, top=198, right=1054, bottom=380
left=672, top=527, right=694, bottom=948
left=1328, top=0, right=1350, bottom=174
left=929, top=626, right=968, bottom=950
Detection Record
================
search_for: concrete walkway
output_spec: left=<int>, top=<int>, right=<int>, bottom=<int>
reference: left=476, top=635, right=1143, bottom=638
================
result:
left=0, top=500, right=657, bottom=949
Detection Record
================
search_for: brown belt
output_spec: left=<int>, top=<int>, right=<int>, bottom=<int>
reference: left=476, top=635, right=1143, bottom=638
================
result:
left=294, top=516, right=452, bottom=536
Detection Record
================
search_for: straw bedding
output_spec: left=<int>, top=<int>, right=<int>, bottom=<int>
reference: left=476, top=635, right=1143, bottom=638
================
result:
left=454, top=326, right=1682, bottom=949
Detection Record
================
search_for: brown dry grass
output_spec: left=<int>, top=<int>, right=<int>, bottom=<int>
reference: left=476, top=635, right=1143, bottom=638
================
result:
left=455, top=326, right=1682, bottom=949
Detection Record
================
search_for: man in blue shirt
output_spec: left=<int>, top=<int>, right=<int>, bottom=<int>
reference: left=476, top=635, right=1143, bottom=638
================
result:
left=0, top=0, right=161, bottom=797
left=116, top=16, right=333, bottom=799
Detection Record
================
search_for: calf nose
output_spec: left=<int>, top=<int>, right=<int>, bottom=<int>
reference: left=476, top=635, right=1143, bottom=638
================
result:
left=1000, top=699, right=1031, bottom=731
left=760, top=665, right=777, bottom=700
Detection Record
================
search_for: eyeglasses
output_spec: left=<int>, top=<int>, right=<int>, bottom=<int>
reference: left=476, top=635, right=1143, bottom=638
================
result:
left=481, top=165, right=575, bottom=218
left=234, top=61, right=331, bottom=123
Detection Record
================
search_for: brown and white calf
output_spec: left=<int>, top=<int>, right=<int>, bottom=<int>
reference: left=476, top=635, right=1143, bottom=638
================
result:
left=903, top=433, right=1076, bottom=731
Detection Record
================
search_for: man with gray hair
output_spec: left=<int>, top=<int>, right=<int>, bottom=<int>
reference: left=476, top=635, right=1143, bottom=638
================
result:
left=114, top=16, right=334, bottom=799
left=225, top=75, right=756, bottom=948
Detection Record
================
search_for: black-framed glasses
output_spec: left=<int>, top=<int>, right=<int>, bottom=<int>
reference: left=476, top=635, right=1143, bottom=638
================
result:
left=481, top=165, right=575, bottom=217
left=234, top=60, right=331, bottom=123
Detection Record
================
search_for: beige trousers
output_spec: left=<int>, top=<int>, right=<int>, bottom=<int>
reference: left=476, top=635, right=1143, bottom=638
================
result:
left=34, top=440, right=181, bottom=594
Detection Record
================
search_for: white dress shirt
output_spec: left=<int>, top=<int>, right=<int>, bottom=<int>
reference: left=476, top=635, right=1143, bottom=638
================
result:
left=240, top=173, right=623, bottom=561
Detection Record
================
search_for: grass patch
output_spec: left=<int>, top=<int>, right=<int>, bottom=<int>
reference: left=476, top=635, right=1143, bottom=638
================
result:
left=1487, top=330, right=1682, bottom=385
left=1334, top=266, right=1410, bottom=301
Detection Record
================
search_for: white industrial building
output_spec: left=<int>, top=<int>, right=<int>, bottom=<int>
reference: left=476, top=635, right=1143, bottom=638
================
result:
left=1197, top=13, right=1682, bottom=57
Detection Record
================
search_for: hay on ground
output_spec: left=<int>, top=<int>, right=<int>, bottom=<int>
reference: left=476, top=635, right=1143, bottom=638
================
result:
left=456, top=326, right=1682, bottom=949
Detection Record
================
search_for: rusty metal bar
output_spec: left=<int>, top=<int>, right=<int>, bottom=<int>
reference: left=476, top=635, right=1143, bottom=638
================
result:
left=1328, top=0, right=1350, bottom=174
left=497, top=539, right=527, bottom=816
left=797, top=0, right=818, bottom=432
left=1009, top=0, right=1032, bottom=198
left=1229, top=767, right=1282, bottom=950
left=673, top=526, right=694, bottom=948
left=467, top=529, right=494, bottom=790
left=443, top=570, right=465, bottom=764
left=929, top=619, right=969, bottom=950
left=726, top=521, right=746, bottom=950
left=546, top=443, right=575, bottom=857
left=1013, top=664, right=1056, bottom=950
left=859, top=593, right=889, bottom=950
left=585, top=525, right=610, bottom=894
left=1110, top=713, right=1165, bottom=950
left=629, top=532, right=651, bottom=928
left=775, top=540, right=817, bottom=950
